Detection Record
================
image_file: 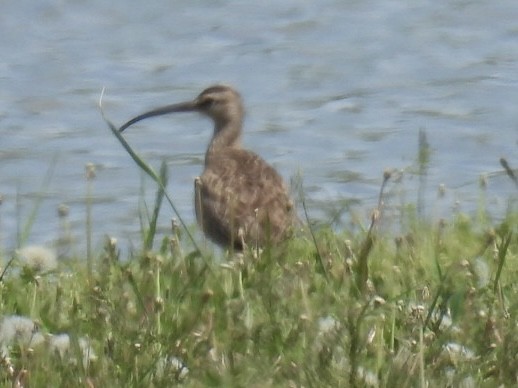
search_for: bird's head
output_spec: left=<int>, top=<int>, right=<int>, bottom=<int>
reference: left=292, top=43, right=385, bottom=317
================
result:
left=119, top=85, right=244, bottom=133
left=193, top=85, right=244, bottom=129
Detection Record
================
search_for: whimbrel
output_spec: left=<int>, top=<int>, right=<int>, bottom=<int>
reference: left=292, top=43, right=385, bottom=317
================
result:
left=119, top=85, right=294, bottom=250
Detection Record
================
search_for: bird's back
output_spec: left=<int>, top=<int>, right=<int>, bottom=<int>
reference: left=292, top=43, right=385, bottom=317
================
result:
left=195, top=147, right=294, bottom=249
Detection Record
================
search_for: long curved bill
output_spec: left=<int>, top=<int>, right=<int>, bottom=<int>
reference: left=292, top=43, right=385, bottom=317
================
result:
left=119, top=100, right=197, bottom=133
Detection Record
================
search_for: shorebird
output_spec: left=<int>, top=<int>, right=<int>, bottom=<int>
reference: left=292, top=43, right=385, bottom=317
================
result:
left=119, top=85, right=295, bottom=250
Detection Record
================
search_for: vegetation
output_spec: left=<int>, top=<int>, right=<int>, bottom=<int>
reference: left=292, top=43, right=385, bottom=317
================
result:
left=0, top=120, right=516, bottom=386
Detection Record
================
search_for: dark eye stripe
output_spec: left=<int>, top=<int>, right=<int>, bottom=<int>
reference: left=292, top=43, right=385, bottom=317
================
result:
left=198, top=97, right=215, bottom=108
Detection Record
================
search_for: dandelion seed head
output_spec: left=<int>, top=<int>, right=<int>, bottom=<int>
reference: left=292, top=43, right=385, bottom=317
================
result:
left=0, top=315, right=37, bottom=345
left=48, top=333, right=70, bottom=357
left=31, top=332, right=45, bottom=347
left=48, top=334, right=97, bottom=367
left=16, top=246, right=57, bottom=273
left=79, top=337, right=97, bottom=366
left=0, top=315, right=43, bottom=356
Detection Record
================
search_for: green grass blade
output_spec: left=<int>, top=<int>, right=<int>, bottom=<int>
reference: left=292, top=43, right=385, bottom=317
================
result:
left=18, top=154, right=58, bottom=247
left=493, top=231, right=512, bottom=293
left=144, top=161, right=168, bottom=251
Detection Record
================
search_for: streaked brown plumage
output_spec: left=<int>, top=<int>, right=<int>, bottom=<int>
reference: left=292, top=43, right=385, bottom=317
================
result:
left=119, top=85, right=294, bottom=250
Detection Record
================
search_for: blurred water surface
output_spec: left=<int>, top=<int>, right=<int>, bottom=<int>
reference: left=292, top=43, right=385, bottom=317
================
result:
left=0, top=1, right=516, bottom=253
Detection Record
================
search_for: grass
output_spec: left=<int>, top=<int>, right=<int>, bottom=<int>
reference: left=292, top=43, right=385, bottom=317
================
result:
left=0, top=111, right=516, bottom=386
left=0, top=203, right=516, bottom=387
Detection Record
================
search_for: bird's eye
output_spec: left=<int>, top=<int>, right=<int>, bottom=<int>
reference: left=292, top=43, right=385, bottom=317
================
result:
left=198, top=97, right=215, bottom=109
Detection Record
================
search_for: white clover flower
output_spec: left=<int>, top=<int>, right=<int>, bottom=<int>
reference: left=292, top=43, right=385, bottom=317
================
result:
left=0, top=315, right=44, bottom=356
left=16, top=246, right=57, bottom=273
left=357, top=366, right=379, bottom=387
left=444, top=342, right=475, bottom=360
left=155, top=355, right=189, bottom=381
left=318, top=315, right=340, bottom=335
left=170, top=356, right=189, bottom=380
left=314, top=315, right=341, bottom=354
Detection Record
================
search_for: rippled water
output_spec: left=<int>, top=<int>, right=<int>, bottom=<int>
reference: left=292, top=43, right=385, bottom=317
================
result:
left=1, top=1, right=517, bottom=253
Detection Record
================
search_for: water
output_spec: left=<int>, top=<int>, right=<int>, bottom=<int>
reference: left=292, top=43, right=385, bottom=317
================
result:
left=1, top=1, right=516, bottom=253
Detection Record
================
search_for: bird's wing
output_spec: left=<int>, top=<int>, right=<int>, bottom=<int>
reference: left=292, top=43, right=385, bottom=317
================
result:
left=197, top=149, right=293, bottom=247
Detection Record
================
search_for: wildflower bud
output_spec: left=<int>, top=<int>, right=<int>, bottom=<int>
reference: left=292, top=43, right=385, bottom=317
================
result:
left=154, top=297, right=164, bottom=313
left=85, top=162, right=96, bottom=180
left=479, top=174, right=487, bottom=189
left=155, top=255, right=164, bottom=266
left=483, top=229, right=496, bottom=248
left=170, top=237, right=179, bottom=251
left=171, top=218, right=180, bottom=234
left=201, top=289, right=214, bottom=303
left=421, top=286, right=430, bottom=300
left=57, top=203, right=69, bottom=218
left=438, top=183, right=446, bottom=197
left=109, top=237, right=117, bottom=249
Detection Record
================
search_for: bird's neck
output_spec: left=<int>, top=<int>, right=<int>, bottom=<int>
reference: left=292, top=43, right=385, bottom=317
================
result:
left=206, top=119, right=242, bottom=161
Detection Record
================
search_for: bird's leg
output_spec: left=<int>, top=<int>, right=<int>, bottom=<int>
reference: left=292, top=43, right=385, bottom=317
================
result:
left=238, top=227, right=247, bottom=252
left=194, top=177, right=205, bottom=246
left=253, top=208, right=260, bottom=259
